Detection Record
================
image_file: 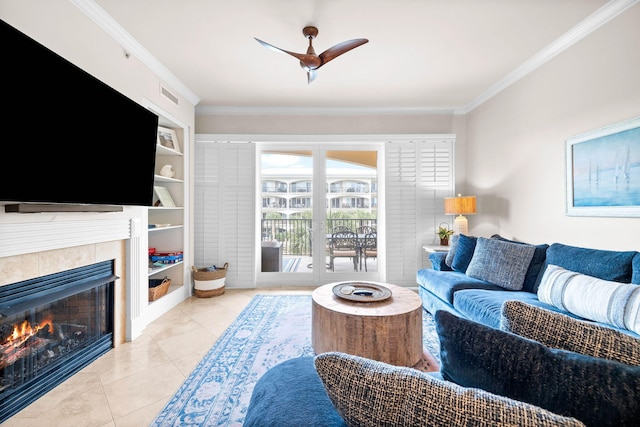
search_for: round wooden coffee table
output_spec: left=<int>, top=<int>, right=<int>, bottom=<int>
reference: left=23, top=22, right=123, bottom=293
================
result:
left=311, top=282, right=423, bottom=366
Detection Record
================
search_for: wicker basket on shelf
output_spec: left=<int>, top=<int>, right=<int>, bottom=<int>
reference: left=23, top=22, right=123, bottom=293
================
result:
left=148, top=277, right=171, bottom=301
left=192, top=262, right=228, bottom=298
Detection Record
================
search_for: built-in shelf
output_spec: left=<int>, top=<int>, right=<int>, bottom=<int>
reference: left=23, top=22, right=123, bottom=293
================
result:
left=147, top=118, right=187, bottom=310
left=156, top=144, right=182, bottom=157
left=126, top=102, right=191, bottom=341
left=148, top=260, right=183, bottom=276
left=148, top=225, right=183, bottom=232
left=154, top=175, right=184, bottom=184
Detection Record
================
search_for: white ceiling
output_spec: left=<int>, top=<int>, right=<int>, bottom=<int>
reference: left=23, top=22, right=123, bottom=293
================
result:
left=87, top=0, right=632, bottom=114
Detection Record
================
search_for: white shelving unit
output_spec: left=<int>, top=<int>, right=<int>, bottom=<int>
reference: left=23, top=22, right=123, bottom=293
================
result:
left=126, top=102, right=192, bottom=341
left=148, top=127, right=186, bottom=302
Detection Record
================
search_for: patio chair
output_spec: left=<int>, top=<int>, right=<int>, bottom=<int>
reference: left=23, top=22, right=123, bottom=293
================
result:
left=329, top=230, right=359, bottom=271
left=356, top=225, right=376, bottom=235
left=360, top=231, right=377, bottom=272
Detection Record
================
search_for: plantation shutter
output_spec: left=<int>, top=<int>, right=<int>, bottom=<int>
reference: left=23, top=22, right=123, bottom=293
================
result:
left=194, top=140, right=255, bottom=288
left=384, top=139, right=454, bottom=286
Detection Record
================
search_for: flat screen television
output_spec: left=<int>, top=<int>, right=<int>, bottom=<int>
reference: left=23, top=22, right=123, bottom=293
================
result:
left=1, top=19, right=159, bottom=209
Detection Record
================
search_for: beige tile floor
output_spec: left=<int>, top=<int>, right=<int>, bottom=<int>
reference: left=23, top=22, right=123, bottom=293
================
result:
left=3, top=287, right=315, bottom=427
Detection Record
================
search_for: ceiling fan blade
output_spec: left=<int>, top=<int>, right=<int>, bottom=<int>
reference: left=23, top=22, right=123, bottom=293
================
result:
left=307, top=69, right=318, bottom=84
left=256, top=27, right=368, bottom=84
left=254, top=37, right=306, bottom=62
left=318, top=38, right=368, bottom=66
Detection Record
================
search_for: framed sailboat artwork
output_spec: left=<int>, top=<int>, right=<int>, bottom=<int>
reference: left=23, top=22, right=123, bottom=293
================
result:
left=566, top=116, right=640, bottom=217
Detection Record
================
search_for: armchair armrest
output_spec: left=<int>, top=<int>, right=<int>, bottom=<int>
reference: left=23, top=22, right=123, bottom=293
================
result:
left=429, top=252, right=452, bottom=271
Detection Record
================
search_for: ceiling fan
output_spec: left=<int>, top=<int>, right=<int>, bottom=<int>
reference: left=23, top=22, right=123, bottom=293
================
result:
left=255, top=26, right=368, bottom=83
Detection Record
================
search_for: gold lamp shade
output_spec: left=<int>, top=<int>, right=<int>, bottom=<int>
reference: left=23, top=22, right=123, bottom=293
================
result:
left=444, top=195, right=476, bottom=234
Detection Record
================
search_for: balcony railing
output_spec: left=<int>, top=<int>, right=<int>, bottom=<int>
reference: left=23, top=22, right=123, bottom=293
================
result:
left=261, top=218, right=377, bottom=256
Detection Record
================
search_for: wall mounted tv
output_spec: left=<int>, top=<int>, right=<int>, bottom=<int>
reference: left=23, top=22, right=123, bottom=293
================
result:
left=1, top=19, right=159, bottom=210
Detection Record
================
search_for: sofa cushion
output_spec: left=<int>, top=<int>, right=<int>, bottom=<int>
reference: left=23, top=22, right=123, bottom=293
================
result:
left=244, top=356, right=347, bottom=427
left=491, top=234, right=549, bottom=293
left=315, top=352, right=585, bottom=427
left=500, top=300, right=640, bottom=365
left=436, top=310, right=640, bottom=427
left=417, top=269, right=502, bottom=305
left=451, top=234, right=477, bottom=273
left=536, top=243, right=637, bottom=291
left=452, top=288, right=556, bottom=329
left=465, top=237, right=535, bottom=290
left=538, top=264, right=640, bottom=335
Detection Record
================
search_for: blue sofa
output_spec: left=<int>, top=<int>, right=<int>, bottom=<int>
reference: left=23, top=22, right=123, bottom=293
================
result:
left=417, top=234, right=640, bottom=337
left=245, top=236, right=640, bottom=426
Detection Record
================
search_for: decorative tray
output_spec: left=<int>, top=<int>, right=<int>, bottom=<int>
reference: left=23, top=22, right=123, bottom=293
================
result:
left=332, top=282, right=392, bottom=302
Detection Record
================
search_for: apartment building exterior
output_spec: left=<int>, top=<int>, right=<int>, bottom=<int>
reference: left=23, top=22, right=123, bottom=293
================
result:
left=261, top=168, right=378, bottom=219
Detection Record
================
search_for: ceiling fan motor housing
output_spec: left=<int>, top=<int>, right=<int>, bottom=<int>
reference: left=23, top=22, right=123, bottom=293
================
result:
left=303, top=26, right=318, bottom=39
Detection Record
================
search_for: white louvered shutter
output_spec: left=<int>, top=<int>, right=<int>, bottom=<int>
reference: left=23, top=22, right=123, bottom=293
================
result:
left=194, top=140, right=255, bottom=288
left=385, top=139, right=454, bottom=286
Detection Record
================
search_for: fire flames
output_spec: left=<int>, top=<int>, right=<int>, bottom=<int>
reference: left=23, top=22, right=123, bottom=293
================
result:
left=4, top=318, right=54, bottom=348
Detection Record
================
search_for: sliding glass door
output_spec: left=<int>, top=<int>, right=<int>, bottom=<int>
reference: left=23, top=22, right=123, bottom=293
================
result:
left=258, top=144, right=380, bottom=285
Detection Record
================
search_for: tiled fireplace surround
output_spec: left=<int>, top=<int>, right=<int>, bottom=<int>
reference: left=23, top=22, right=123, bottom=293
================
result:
left=0, top=217, right=138, bottom=346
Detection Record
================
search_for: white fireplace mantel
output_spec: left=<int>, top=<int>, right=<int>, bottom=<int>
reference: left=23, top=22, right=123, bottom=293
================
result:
left=0, top=218, right=131, bottom=258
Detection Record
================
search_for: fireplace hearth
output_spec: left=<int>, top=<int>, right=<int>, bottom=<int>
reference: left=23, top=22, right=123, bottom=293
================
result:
left=0, top=261, right=116, bottom=423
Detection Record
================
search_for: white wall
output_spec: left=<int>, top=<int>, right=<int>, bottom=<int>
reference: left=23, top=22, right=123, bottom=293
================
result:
left=195, top=113, right=457, bottom=135
left=465, top=3, right=640, bottom=250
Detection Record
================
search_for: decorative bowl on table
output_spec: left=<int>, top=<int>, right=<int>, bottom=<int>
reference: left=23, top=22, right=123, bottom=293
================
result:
left=332, top=282, right=391, bottom=302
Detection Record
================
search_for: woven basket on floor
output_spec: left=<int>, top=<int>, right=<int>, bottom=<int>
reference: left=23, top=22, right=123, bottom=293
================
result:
left=148, top=277, right=171, bottom=301
left=193, top=263, right=228, bottom=297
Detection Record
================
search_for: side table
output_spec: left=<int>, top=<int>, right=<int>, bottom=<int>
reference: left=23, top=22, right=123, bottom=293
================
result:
left=311, top=282, right=423, bottom=367
left=422, top=244, right=450, bottom=253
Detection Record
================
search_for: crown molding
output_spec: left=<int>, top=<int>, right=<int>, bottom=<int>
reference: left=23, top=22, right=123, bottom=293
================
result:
left=195, top=105, right=460, bottom=116
left=71, top=0, right=200, bottom=106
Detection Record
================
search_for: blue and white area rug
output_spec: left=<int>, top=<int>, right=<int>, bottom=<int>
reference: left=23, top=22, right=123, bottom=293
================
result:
left=151, top=294, right=440, bottom=426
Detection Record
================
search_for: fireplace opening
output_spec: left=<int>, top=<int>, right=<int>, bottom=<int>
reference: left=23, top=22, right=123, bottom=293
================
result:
left=0, top=261, right=116, bottom=423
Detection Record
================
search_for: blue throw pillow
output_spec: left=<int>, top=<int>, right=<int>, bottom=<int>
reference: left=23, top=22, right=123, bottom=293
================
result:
left=435, top=310, right=640, bottom=427
left=451, top=234, right=477, bottom=273
left=465, top=237, right=535, bottom=290
left=444, top=234, right=459, bottom=267
left=539, top=243, right=637, bottom=286
left=491, top=234, right=548, bottom=293
left=633, top=254, right=640, bottom=284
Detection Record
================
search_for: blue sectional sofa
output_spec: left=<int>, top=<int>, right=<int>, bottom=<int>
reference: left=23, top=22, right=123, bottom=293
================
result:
left=417, top=234, right=640, bottom=337
left=245, top=236, right=640, bottom=426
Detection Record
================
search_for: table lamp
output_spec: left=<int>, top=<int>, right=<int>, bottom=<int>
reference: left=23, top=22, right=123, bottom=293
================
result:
left=444, top=194, right=476, bottom=235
